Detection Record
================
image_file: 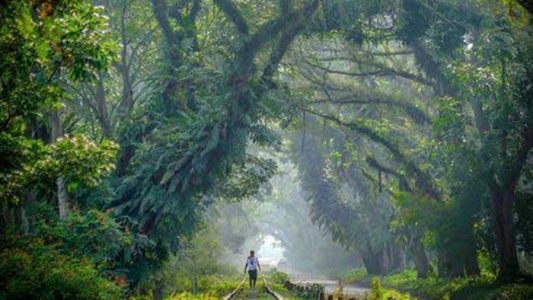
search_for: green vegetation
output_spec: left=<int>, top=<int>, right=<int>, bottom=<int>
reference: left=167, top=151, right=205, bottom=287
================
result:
left=1, top=0, right=532, bottom=299
left=342, top=268, right=369, bottom=284
left=382, top=269, right=533, bottom=300
left=369, top=278, right=414, bottom=300
left=264, top=270, right=305, bottom=299
left=341, top=267, right=533, bottom=299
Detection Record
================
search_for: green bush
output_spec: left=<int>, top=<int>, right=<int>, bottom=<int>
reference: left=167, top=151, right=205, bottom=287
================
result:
left=342, top=268, right=369, bottom=283
left=369, top=278, right=414, bottom=300
left=382, top=269, right=418, bottom=287
left=0, top=239, right=123, bottom=300
left=269, top=269, right=291, bottom=284
left=35, top=209, right=134, bottom=270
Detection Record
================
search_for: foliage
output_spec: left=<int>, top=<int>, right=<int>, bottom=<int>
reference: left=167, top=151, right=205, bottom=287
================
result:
left=1, top=134, right=117, bottom=207
left=283, top=280, right=324, bottom=299
left=0, top=0, right=116, bottom=206
left=162, top=276, right=238, bottom=299
left=32, top=209, right=134, bottom=270
left=382, top=268, right=533, bottom=300
left=342, top=268, right=369, bottom=284
left=0, top=236, right=123, bottom=300
left=369, top=278, right=414, bottom=300
left=268, top=269, right=291, bottom=285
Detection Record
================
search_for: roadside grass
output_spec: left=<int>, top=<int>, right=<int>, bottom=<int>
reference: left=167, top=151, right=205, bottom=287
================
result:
left=342, top=268, right=533, bottom=300
left=268, top=282, right=305, bottom=300
left=382, top=269, right=533, bottom=300
left=263, top=269, right=306, bottom=299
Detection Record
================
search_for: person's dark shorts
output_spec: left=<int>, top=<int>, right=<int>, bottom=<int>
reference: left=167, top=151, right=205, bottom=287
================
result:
left=248, top=270, right=258, bottom=280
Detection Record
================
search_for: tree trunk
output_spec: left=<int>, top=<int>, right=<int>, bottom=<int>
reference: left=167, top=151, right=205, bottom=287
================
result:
left=152, top=279, right=164, bottom=300
left=361, top=245, right=384, bottom=275
left=517, top=0, right=533, bottom=15
left=56, top=177, right=68, bottom=220
left=19, top=205, right=29, bottom=235
left=491, top=184, right=521, bottom=281
left=0, top=207, right=7, bottom=235
left=408, top=232, right=433, bottom=278
left=437, top=250, right=464, bottom=278
left=463, top=229, right=481, bottom=276
left=387, top=241, right=405, bottom=272
left=95, top=73, right=112, bottom=138
left=116, top=144, right=135, bottom=177
left=361, top=243, right=401, bottom=275
left=437, top=225, right=480, bottom=278
left=50, top=110, right=69, bottom=219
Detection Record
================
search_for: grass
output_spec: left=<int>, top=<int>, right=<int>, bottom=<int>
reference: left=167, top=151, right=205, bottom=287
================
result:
left=161, top=275, right=243, bottom=300
left=268, top=282, right=306, bottom=300
left=362, top=268, right=533, bottom=300
left=262, top=269, right=309, bottom=299
left=382, top=269, right=533, bottom=299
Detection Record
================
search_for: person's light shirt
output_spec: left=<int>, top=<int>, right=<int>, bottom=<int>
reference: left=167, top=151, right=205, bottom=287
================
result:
left=246, top=256, right=259, bottom=271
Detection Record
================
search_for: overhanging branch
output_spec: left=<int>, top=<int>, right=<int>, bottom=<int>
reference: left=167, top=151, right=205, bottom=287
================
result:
left=299, top=106, right=441, bottom=200
left=213, top=0, right=250, bottom=36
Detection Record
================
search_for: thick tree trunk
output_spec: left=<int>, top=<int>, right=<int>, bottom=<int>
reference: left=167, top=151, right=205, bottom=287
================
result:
left=438, top=250, right=464, bottom=278
left=361, top=248, right=384, bottom=275
left=361, top=243, right=402, bottom=275
left=116, top=144, right=135, bottom=177
left=387, top=242, right=405, bottom=272
left=437, top=226, right=480, bottom=278
left=408, top=233, right=433, bottom=278
left=491, top=185, right=521, bottom=280
left=463, top=230, right=481, bottom=276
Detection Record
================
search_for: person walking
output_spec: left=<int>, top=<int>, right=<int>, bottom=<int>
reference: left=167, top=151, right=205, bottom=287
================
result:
left=244, top=250, right=261, bottom=289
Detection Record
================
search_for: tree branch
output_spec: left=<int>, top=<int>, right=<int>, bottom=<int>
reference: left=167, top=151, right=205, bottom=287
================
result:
left=151, top=0, right=176, bottom=43
left=299, top=106, right=441, bottom=200
left=260, top=21, right=304, bottom=88
left=517, top=0, right=533, bottom=15
left=241, top=0, right=319, bottom=62
left=308, top=95, right=430, bottom=124
left=213, top=0, right=249, bottom=36
left=305, top=58, right=434, bottom=86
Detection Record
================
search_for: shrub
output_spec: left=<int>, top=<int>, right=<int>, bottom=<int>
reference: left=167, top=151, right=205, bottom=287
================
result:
left=0, top=238, right=123, bottom=299
left=342, top=268, right=368, bottom=283
left=369, top=278, right=414, bottom=300
left=269, top=269, right=291, bottom=284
